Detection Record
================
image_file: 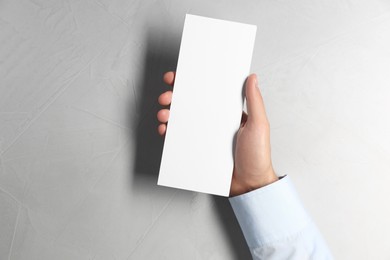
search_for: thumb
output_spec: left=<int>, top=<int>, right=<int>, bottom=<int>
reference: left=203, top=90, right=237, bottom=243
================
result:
left=245, top=73, right=268, bottom=125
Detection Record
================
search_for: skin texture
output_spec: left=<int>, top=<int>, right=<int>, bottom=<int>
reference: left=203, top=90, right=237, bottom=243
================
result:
left=157, top=71, right=278, bottom=197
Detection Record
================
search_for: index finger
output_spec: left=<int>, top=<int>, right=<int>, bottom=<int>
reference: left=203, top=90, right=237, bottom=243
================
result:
left=163, top=71, right=175, bottom=87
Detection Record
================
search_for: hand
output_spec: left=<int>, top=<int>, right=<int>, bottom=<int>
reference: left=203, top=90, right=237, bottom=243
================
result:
left=157, top=71, right=278, bottom=197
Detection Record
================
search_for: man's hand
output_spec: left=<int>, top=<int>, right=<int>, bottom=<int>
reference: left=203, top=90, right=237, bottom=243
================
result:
left=157, top=71, right=278, bottom=197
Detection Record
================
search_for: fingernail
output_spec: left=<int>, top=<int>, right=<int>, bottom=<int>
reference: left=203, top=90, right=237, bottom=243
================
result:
left=253, top=74, right=258, bottom=86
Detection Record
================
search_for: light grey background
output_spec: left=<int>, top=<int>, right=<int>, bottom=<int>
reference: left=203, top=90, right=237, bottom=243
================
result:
left=1, top=0, right=390, bottom=259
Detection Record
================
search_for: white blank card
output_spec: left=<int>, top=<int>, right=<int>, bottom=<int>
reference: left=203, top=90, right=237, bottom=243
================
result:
left=157, top=14, right=257, bottom=197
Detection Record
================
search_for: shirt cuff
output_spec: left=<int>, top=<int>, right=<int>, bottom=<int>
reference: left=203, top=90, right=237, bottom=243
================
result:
left=228, top=175, right=312, bottom=248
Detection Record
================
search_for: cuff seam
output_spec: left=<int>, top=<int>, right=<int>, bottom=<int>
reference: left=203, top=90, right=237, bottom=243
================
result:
left=247, top=220, right=314, bottom=249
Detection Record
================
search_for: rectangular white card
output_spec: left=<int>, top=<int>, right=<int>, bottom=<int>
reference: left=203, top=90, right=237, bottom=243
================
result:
left=157, top=14, right=257, bottom=196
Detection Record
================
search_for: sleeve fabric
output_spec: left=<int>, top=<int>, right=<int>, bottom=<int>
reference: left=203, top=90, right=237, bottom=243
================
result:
left=228, top=175, right=333, bottom=260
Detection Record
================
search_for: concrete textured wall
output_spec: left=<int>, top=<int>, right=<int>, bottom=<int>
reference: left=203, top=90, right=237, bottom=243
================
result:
left=1, top=0, right=390, bottom=259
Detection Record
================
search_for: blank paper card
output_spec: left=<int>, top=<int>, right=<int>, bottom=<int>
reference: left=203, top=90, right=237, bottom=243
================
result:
left=157, top=14, right=257, bottom=197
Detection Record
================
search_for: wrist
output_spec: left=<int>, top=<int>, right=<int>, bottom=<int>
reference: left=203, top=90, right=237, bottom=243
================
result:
left=247, top=168, right=279, bottom=191
left=229, top=168, right=279, bottom=197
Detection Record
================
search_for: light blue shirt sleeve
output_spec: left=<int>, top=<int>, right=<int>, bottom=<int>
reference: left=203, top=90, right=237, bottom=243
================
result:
left=228, top=175, right=333, bottom=260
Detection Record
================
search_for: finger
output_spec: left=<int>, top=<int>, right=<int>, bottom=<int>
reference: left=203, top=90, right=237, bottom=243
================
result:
left=157, top=109, right=170, bottom=123
left=163, top=71, right=175, bottom=87
left=158, top=124, right=167, bottom=136
left=158, top=91, right=173, bottom=106
left=245, top=73, right=268, bottom=125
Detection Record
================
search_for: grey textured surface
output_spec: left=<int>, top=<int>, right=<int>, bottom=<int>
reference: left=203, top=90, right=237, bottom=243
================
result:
left=1, top=0, right=390, bottom=259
